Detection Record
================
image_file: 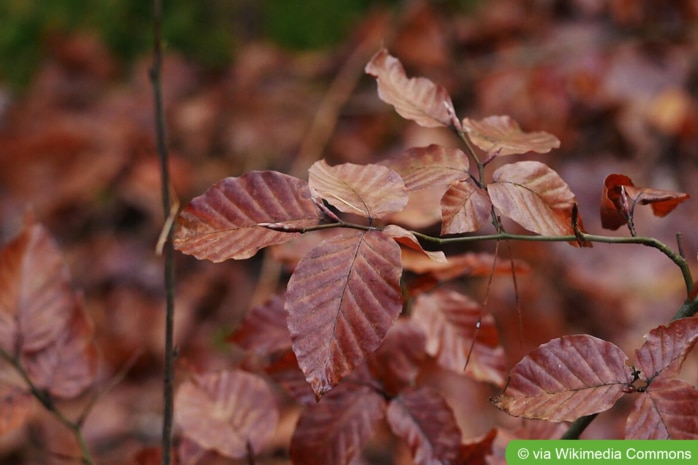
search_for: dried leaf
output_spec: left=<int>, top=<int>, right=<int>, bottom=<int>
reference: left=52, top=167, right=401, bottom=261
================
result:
left=458, top=428, right=497, bottom=465
left=0, top=219, right=76, bottom=354
left=492, top=335, right=631, bottom=421
left=290, top=383, right=386, bottom=465
left=228, top=294, right=291, bottom=356
left=412, top=289, right=506, bottom=386
left=0, top=382, right=33, bottom=435
left=379, top=145, right=470, bottom=192
left=365, top=48, right=455, bottom=128
left=625, top=378, right=698, bottom=439
left=634, top=317, right=698, bottom=381
left=382, top=224, right=446, bottom=263
left=488, top=161, right=577, bottom=237
left=174, top=370, right=278, bottom=459
left=386, top=386, right=462, bottom=465
left=462, top=115, right=560, bottom=156
left=174, top=171, right=322, bottom=261
left=368, top=319, right=426, bottom=395
left=308, top=160, right=407, bottom=219
left=266, top=350, right=317, bottom=406
left=286, top=230, right=402, bottom=398
left=441, top=179, right=492, bottom=234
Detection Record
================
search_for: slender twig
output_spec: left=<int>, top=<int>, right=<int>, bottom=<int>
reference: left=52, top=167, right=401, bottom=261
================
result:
left=149, top=1, right=177, bottom=464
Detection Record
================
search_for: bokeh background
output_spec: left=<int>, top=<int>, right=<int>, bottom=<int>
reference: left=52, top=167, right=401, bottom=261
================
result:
left=1, top=0, right=697, bottom=463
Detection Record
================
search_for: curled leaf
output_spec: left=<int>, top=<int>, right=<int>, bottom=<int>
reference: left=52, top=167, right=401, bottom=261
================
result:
left=382, top=224, right=446, bottom=263
left=365, top=48, right=455, bottom=128
left=462, top=115, right=560, bottom=156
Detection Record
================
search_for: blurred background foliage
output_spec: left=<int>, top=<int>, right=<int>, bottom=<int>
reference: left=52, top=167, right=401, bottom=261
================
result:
left=0, top=0, right=408, bottom=91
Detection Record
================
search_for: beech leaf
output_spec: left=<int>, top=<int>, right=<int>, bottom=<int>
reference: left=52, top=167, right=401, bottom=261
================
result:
left=462, top=115, right=560, bottom=156
left=286, top=230, right=402, bottom=398
left=0, top=383, right=33, bottom=435
left=634, top=316, right=698, bottom=381
left=382, top=224, right=446, bottom=263
left=379, top=145, right=470, bottom=192
left=625, top=378, right=698, bottom=439
left=227, top=294, right=291, bottom=356
left=368, top=319, right=426, bottom=395
left=365, top=48, right=455, bottom=128
left=412, top=289, right=507, bottom=386
left=488, top=161, right=577, bottom=237
left=600, top=173, right=690, bottom=231
left=492, top=335, right=631, bottom=421
left=386, top=386, right=462, bottom=465
left=290, top=384, right=386, bottom=465
left=441, top=179, right=492, bottom=235
left=174, top=171, right=322, bottom=261
left=0, top=219, right=76, bottom=354
left=174, top=370, right=279, bottom=459
left=308, top=160, right=407, bottom=219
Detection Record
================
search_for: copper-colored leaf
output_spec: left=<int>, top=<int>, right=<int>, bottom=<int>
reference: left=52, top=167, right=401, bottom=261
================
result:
left=458, top=428, right=497, bottom=465
left=488, top=161, right=577, bottom=236
left=492, top=335, right=631, bottom=421
left=228, top=294, right=291, bottom=356
left=22, top=300, right=98, bottom=399
left=382, top=224, right=446, bottom=263
left=402, top=251, right=530, bottom=279
left=290, top=383, right=386, bottom=465
left=265, top=350, right=316, bottom=406
left=379, top=145, right=470, bottom=192
left=441, top=179, right=492, bottom=234
left=0, top=219, right=76, bottom=354
left=462, top=115, right=560, bottom=156
left=308, top=160, right=407, bottom=219
left=365, top=48, right=455, bottom=128
left=411, top=289, right=506, bottom=386
left=174, top=370, right=279, bottom=459
left=174, top=171, right=322, bottom=261
left=0, top=382, right=33, bottom=435
left=601, top=173, right=690, bottom=231
left=625, top=378, right=698, bottom=439
left=368, top=319, right=426, bottom=395
left=634, top=316, right=698, bottom=381
left=386, top=386, right=462, bottom=465
left=286, top=230, right=402, bottom=398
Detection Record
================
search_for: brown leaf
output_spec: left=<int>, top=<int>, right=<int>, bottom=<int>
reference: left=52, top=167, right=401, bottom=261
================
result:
left=174, top=370, right=279, bottom=459
left=365, top=48, right=456, bottom=128
left=411, top=289, right=506, bottom=386
left=0, top=383, right=33, bottom=436
left=382, top=224, right=446, bottom=263
left=601, top=173, right=690, bottom=231
left=462, top=115, right=560, bottom=156
left=308, top=160, right=407, bottom=219
left=379, top=145, right=470, bottom=192
left=634, top=316, right=698, bottom=381
left=441, top=179, right=492, bottom=234
left=488, top=161, right=577, bottom=236
left=625, top=378, right=698, bottom=439
left=174, top=171, right=322, bottom=261
left=386, top=386, right=462, bottom=465
left=458, top=428, right=497, bottom=465
left=265, top=350, right=316, bottom=406
left=368, top=319, right=426, bottom=395
left=492, top=335, right=631, bottom=421
left=0, top=219, right=76, bottom=354
left=286, top=230, right=402, bottom=398
left=227, top=293, right=291, bottom=356
left=290, top=383, right=386, bottom=465
left=22, top=300, right=98, bottom=399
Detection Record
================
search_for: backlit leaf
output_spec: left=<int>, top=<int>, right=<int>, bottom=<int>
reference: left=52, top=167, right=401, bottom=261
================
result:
left=174, top=171, right=322, bottom=261
left=488, top=161, right=577, bottom=237
left=290, top=383, right=386, bottom=465
left=308, top=160, right=407, bottom=219
left=412, top=289, right=506, bottom=386
left=386, top=386, right=462, bottom=465
left=365, top=48, right=456, bottom=128
left=0, top=219, right=76, bottom=354
left=625, top=378, right=698, bottom=439
left=441, top=179, right=492, bottom=234
left=634, top=317, right=698, bottom=381
left=382, top=224, right=446, bottom=263
left=462, top=115, right=560, bottom=156
left=228, top=294, right=291, bottom=356
left=286, top=230, right=402, bottom=398
left=492, top=335, right=631, bottom=421
left=175, top=370, right=278, bottom=459
left=379, top=145, right=470, bottom=192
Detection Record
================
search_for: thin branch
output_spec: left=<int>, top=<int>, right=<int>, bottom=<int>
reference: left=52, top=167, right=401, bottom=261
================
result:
left=149, top=1, right=177, bottom=464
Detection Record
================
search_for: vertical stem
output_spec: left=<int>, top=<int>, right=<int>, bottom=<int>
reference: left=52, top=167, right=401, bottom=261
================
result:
left=149, top=1, right=176, bottom=464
